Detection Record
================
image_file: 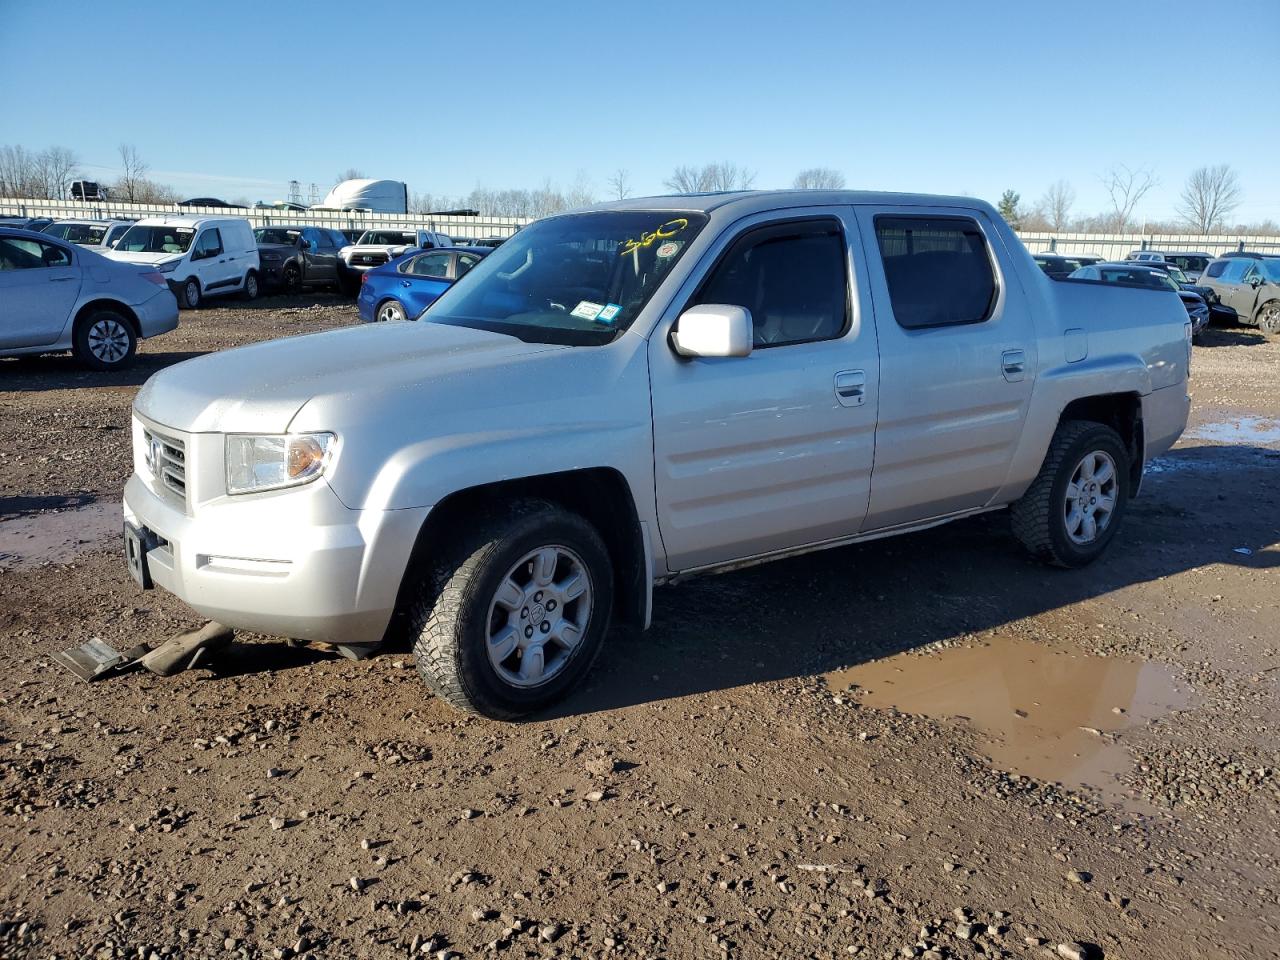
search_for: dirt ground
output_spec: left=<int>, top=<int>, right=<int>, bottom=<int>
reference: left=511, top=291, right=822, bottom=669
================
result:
left=1, top=297, right=1278, bottom=960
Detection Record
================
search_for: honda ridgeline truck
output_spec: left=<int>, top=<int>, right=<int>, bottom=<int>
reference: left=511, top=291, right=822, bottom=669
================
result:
left=123, top=191, right=1191, bottom=718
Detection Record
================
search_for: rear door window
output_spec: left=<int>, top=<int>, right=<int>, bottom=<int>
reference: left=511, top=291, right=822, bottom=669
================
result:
left=873, top=216, right=997, bottom=329
left=409, top=252, right=452, bottom=278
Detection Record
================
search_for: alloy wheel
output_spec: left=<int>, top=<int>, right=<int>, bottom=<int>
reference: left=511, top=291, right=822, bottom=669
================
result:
left=1063, top=450, right=1118, bottom=545
left=485, top=545, right=593, bottom=688
left=87, top=317, right=130, bottom=364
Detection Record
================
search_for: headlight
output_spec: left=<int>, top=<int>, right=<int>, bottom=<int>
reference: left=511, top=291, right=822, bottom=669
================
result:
left=157, top=260, right=178, bottom=273
left=225, top=433, right=335, bottom=495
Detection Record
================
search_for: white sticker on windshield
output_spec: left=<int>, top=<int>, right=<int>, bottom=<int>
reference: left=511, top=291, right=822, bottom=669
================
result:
left=570, top=300, right=605, bottom=321
left=656, top=241, right=679, bottom=259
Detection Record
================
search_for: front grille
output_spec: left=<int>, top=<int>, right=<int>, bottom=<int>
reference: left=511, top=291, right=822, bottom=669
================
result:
left=354, top=253, right=388, bottom=267
left=143, top=427, right=187, bottom=507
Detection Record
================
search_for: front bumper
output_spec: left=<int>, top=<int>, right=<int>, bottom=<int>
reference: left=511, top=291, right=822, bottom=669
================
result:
left=122, top=455, right=429, bottom=646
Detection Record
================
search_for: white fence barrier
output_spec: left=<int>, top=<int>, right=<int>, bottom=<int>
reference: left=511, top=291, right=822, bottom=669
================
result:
left=1016, top=232, right=1280, bottom=259
left=0, top=197, right=530, bottom=239
left=5, top=197, right=1280, bottom=258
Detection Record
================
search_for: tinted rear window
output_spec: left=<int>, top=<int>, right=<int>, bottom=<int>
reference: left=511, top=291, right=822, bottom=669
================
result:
left=874, top=216, right=997, bottom=328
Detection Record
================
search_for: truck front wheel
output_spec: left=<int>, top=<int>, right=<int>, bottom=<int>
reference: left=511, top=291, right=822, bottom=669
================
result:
left=1011, top=420, right=1130, bottom=568
left=411, top=499, right=614, bottom=719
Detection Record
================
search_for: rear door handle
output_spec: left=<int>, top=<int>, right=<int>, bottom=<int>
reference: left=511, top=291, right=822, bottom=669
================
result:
left=1002, top=349, right=1027, bottom=382
left=49, top=276, right=77, bottom=282
left=834, top=369, right=866, bottom=407
left=400, top=280, right=412, bottom=287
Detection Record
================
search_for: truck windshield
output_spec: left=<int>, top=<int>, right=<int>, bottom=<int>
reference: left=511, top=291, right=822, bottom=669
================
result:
left=255, top=228, right=301, bottom=245
left=421, top=210, right=709, bottom=346
left=359, top=231, right=416, bottom=245
left=116, top=225, right=196, bottom=254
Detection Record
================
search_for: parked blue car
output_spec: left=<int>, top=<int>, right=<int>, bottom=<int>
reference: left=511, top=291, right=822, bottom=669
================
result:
left=357, top=246, right=490, bottom=323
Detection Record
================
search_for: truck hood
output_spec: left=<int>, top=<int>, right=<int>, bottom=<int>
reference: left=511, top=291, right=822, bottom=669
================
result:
left=343, top=244, right=411, bottom=256
left=134, top=322, right=568, bottom=433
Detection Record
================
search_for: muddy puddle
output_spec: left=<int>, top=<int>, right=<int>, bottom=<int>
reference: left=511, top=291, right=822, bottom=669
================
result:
left=0, top=500, right=121, bottom=569
left=828, top=636, right=1193, bottom=806
left=1188, top=416, right=1280, bottom=445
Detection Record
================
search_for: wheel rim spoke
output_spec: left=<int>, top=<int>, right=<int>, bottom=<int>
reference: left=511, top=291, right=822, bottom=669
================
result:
left=518, top=645, right=545, bottom=683
left=1093, top=460, right=1115, bottom=485
left=1065, top=506, right=1084, bottom=535
left=493, top=579, right=523, bottom=611
left=532, top=548, right=557, bottom=586
left=558, top=570, right=586, bottom=602
left=489, top=626, right=520, bottom=662
left=553, top=621, right=582, bottom=650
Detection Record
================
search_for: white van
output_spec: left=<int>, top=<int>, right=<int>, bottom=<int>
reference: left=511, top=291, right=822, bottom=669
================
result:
left=107, top=215, right=260, bottom=308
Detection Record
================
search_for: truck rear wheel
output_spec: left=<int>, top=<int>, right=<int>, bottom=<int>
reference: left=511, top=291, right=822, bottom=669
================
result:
left=1011, top=420, right=1130, bottom=568
left=410, top=499, right=613, bottom=719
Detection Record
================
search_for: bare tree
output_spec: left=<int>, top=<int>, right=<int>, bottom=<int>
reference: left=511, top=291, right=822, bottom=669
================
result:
left=1176, top=164, right=1242, bottom=235
left=793, top=167, right=845, bottom=190
left=704, top=162, right=755, bottom=191
left=335, top=168, right=366, bottom=184
left=607, top=168, right=633, bottom=200
left=116, top=144, right=149, bottom=201
left=665, top=162, right=755, bottom=194
left=0, top=145, right=39, bottom=196
left=664, top=165, right=709, bottom=193
left=1040, top=179, right=1076, bottom=232
left=565, top=169, right=595, bottom=209
left=1101, top=164, right=1157, bottom=232
left=30, top=147, right=81, bottom=199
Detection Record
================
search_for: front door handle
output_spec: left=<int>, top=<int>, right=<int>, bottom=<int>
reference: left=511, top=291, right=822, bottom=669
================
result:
left=400, top=280, right=412, bottom=287
left=834, top=369, right=866, bottom=407
left=1002, top=349, right=1027, bottom=382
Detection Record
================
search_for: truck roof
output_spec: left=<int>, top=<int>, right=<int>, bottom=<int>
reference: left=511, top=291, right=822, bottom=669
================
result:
left=583, top=189, right=1000, bottom=217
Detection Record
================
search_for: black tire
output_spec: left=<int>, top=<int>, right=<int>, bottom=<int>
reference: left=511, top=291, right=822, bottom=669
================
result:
left=180, top=277, right=201, bottom=310
left=241, top=270, right=260, bottom=301
left=282, top=262, right=302, bottom=293
left=411, top=499, right=614, bottom=719
left=1011, top=420, right=1130, bottom=568
left=375, top=299, right=406, bottom=323
left=72, top=309, right=137, bottom=370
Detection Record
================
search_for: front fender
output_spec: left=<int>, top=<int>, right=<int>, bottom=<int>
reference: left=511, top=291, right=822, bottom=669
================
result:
left=361, top=419, right=650, bottom=513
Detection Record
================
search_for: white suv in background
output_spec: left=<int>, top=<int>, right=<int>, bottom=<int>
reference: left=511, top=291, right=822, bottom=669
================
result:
left=107, top=215, right=261, bottom=308
left=42, top=218, right=136, bottom=250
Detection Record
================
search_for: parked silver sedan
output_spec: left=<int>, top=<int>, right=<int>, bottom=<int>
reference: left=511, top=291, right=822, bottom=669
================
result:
left=0, top=228, right=179, bottom=369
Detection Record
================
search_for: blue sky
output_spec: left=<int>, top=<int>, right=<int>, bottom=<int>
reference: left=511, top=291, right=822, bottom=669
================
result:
left=3, top=0, right=1277, bottom=222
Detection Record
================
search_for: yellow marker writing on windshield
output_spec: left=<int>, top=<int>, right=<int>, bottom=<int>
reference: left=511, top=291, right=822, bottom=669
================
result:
left=619, top=218, right=689, bottom=256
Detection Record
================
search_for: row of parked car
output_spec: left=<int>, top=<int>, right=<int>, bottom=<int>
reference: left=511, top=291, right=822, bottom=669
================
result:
left=0, top=212, right=512, bottom=369
left=0, top=212, right=508, bottom=306
left=1031, top=248, right=1280, bottom=340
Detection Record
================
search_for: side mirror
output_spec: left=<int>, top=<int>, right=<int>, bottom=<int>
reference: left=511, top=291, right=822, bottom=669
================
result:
left=1249, top=275, right=1264, bottom=287
left=671, top=304, right=753, bottom=358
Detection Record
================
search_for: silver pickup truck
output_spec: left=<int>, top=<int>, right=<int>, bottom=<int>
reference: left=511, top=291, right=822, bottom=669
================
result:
left=123, top=191, right=1191, bottom=718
